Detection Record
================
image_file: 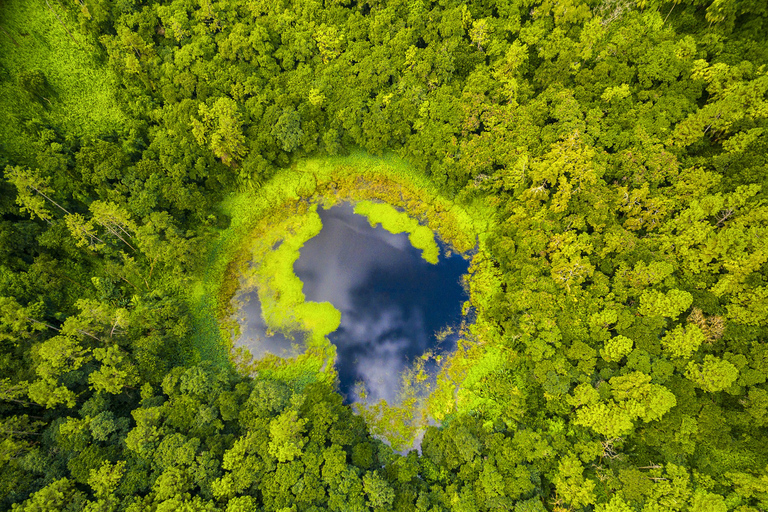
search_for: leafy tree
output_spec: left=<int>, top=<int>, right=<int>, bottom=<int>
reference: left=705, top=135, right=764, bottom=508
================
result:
left=10, top=478, right=86, bottom=511
left=602, top=335, right=633, bottom=362
left=271, top=108, right=305, bottom=153
left=661, top=325, right=705, bottom=359
left=552, top=454, right=596, bottom=510
left=5, top=166, right=68, bottom=222
left=192, top=97, right=249, bottom=167
left=570, top=372, right=677, bottom=437
left=686, top=355, right=740, bottom=393
left=362, top=470, right=395, bottom=509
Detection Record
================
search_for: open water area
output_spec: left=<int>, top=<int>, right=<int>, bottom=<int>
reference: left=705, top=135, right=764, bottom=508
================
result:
left=235, top=203, right=469, bottom=403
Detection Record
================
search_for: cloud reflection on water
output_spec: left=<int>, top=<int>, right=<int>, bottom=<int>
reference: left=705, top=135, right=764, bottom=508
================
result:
left=294, top=204, right=468, bottom=403
left=233, top=290, right=302, bottom=360
left=231, top=203, right=468, bottom=405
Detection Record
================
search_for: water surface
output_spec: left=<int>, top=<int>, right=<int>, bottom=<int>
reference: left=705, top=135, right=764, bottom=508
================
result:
left=294, top=204, right=468, bottom=402
left=232, top=290, right=301, bottom=360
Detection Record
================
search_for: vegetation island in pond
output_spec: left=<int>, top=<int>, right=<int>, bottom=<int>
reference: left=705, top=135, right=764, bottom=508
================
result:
left=1, top=0, right=767, bottom=510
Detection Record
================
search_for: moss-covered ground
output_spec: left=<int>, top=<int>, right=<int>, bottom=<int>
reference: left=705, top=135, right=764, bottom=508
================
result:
left=0, top=0, right=126, bottom=164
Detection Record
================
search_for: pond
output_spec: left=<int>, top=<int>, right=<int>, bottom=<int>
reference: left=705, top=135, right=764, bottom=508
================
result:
left=234, top=203, right=469, bottom=403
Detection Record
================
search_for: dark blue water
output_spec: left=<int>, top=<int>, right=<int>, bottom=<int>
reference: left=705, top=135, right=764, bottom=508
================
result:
left=294, top=204, right=469, bottom=403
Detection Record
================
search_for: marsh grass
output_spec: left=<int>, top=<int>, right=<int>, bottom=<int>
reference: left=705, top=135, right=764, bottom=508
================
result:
left=0, top=0, right=126, bottom=163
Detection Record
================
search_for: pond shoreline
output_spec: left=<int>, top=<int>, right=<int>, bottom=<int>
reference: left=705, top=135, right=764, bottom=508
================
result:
left=188, top=151, right=499, bottom=449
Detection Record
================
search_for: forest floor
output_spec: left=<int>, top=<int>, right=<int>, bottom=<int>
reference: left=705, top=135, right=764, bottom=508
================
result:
left=0, top=0, right=125, bottom=163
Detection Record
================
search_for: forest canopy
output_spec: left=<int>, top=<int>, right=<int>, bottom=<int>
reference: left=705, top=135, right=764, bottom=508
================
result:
left=1, top=0, right=768, bottom=510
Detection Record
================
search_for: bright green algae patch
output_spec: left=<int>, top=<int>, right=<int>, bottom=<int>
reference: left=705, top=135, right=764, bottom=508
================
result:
left=239, top=204, right=341, bottom=343
left=188, top=151, right=498, bottom=445
left=353, top=201, right=440, bottom=264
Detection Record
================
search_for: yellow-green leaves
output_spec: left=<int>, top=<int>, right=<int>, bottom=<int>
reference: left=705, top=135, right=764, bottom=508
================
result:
left=89, top=346, right=140, bottom=394
left=192, top=97, right=248, bottom=167
left=596, top=495, right=634, bottom=512
left=155, top=4, right=192, bottom=42
left=636, top=463, right=695, bottom=512
left=546, top=231, right=595, bottom=291
left=268, top=409, right=307, bottom=462
left=552, top=454, right=596, bottom=509
left=569, top=382, right=600, bottom=407
left=0, top=296, right=47, bottom=344
left=686, top=355, right=739, bottom=393
left=671, top=62, right=768, bottom=148
left=362, top=471, right=395, bottom=509
left=601, top=84, right=631, bottom=103
left=469, top=19, right=492, bottom=51
left=626, top=260, right=675, bottom=288
left=64, top=201, right=137, bottom=252
left=617, top=183, right=672, bottom=232
left=590, top=309, right=618, bottom=330
left=492, top=41, right=528, bottom=101
left=661, top=325, right=705, bottom=359
left=638, top=289, right=693, bottom=318
left=5, top=165, right=70, bottom=222
left=89, top=200, right=137, bottom=251
left=726, top=468, right=768, bottom=506
left=212, top=432, right=263, bottom=499
left=570, top=372, right=676, bottom=438
left=88, top=460, right=126, bottom=499
left=66, top=213, right=105, bottom=250
left=9, top=478, right=84, bottom=511
left=527, top=131, right=601, bottom=214
left=353, top=200, right=440, bottom=264
left=611, top=372, right=676, bottom=422
left=314, top=24, right=345, bottom=64
left=602, top=335, right=634, bottom=362
left=28, top=335, right=90, bottom=408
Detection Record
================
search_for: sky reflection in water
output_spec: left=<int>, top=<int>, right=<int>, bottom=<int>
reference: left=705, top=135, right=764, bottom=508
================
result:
left=295, top=204, right=468, bottom=403
left=233, top=291, right=301, bottom=360
left=233, top=203, right=469, bottom=404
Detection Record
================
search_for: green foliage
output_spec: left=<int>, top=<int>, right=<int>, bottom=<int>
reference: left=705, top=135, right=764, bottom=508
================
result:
left=602, top=335, right=634, bottom=362
left=686, top=355, right=740, bottom=393
left=662, top=325, right=705, bottom=359
left=268, top=408, right=307, bottom=462
left=353, top=200, right=440, bottom=264
left=10, top=478, right=86, bottom=511
left=639, top=289, right=694, bottom=319
left=552, top=454, right=596, bottom=509
left=362, top=471, right=395, bottom=509
left=193, top=97, right=249, bottom=167
left=5, top=166, right=58, bottom=222
left=88, top=460, right=125, bottom=498
left=272, top=108, right=305, bottom=153
left=571, top=372, right=677, bottom=437
left=1, top=0, right=767, bottom=508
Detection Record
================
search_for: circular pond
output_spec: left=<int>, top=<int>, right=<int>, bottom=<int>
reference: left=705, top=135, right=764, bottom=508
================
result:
left=233, top=203, right=469, bottom=403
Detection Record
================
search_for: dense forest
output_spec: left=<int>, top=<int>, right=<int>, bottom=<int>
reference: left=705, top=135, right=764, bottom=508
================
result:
left=1, top=0, right=768, bottom=509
